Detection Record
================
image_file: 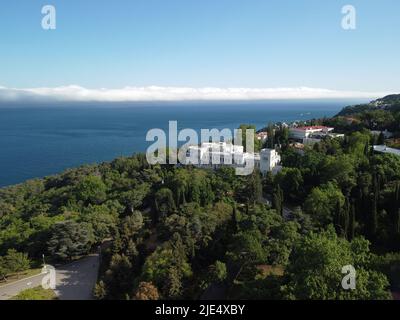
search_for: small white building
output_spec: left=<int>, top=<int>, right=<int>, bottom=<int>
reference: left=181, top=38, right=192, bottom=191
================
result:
left=373, top=145, right=400, bottom=157
left=289, top=126, right=334, bottom=140
left=184, top=142, right=281, bottom=175
left=260, top=148, right=282, bottom=175
left=302, top=132, right=345, bottom=145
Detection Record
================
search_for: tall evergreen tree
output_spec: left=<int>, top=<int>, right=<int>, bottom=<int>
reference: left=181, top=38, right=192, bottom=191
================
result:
left=266, top=122, right=275, bottom=149
left=272, top=185, right=283, bottom=216
left=348, top=200, right=356, bottom=240
left=342, top=198, right=350, bottom=238
left=377, top=132, right=385, bottom=145
left=369, top=194, right=378, bottom=239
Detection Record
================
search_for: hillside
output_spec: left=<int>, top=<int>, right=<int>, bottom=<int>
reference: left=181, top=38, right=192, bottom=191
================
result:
left=337, top=94, right=400, bottom=116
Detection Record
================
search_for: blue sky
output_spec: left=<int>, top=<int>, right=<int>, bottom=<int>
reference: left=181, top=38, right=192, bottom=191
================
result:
left=0, top=0, right=399, bottom=100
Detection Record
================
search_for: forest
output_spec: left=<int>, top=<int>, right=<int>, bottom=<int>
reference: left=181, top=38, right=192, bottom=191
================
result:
left=0, top=95, right=400, bottom=300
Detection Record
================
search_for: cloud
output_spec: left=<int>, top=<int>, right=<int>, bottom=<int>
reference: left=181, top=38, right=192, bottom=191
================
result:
left=0, top=85, right=392, bottom=102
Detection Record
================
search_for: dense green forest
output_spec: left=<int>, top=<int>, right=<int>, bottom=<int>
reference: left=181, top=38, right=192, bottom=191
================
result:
left=1, top=96, right=400, bottom=300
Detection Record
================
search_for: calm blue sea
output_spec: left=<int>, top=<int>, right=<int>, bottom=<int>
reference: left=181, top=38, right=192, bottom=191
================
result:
left=0, top=100, right=364, bottom=187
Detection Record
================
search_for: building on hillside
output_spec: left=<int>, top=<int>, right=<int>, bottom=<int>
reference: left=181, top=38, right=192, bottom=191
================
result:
left=373, top=145, right=400, bottom=157
left=260, top=148, right=282, bottom=175
left=184, top=142, right=281, bottom=175
left=302, top=132, right=345, bottom=146
left=289, top=125, right=344, bottom=145
left=289, top=126, right=334, bottom=140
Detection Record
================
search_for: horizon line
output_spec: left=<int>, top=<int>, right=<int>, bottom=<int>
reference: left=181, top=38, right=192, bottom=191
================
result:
left=0, top=85, right=395, bottom=103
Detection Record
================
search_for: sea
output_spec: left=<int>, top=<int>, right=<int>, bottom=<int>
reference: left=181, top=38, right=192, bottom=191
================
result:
left=0, top=99, right=366, bottom=187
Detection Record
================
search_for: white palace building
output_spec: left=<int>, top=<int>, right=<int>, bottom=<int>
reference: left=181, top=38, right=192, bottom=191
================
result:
left=184, top=142, right=281, bottom=175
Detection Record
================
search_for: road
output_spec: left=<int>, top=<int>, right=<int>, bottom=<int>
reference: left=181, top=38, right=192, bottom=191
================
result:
left=0, top=253, right=100, bottom=300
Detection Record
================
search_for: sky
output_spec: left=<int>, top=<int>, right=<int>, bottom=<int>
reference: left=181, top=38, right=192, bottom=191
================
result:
left=0, top=0, right=399, bottom=101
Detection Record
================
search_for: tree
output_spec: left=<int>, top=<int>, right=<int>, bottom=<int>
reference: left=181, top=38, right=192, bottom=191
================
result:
left=226, top=230, right=267, bottom=283
left=47, top=221, right=95, bottom=261
left=377, top=132, right=385, bottom=145
left=154, top=188, right=176, bottom=218
left=348, top=201, right=356, bottom=240
left=141, top=240, right=192, bottom=298
left=80, top=204, right=118, bottom=242
left=134, top=282, right=160, bottom=300
left=165, top=266, right=183, bottom=298
left=272, top=185, right=283, bottom=216
left=75, top=175, right=107, bottom=205
left=275, top=168, right=304, bottom=202
left=267, top=221, right=300, bottom=266
left=119, top=183, right=150, bottom=209
left=2, top=249, right=30, bottom=278
left=0, top=258, right=8, bottom=281
left=93, top=280, right=107, bottom=300
left=208, top=260, right=227, bottom=283
left=304, top=182, right=345, bottom=227
left=119, top=211, right=143, bottom=242
left=104, top=254, right=133, bottom=299
left=266, top=123, right=275, bottom=149
left=334, top=198, right=349, bottom=238
left=247, top=171, right=262, bottom=205
left=282, top=227, right=391, bottom=300
left=369, top=194, right=378, bottom=239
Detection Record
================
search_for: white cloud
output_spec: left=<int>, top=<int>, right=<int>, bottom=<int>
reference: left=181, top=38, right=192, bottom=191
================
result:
left=0, top=85, right=392, bottom=102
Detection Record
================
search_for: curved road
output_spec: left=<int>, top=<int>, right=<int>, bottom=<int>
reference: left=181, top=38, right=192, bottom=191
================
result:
left=0, top=253, right=99, bottom=300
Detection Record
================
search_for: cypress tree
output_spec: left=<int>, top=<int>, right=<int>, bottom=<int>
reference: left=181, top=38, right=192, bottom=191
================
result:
left=231, top=203, right=239, bottom=233
left=273, top=185, right=283, bottom=216
left=342, top=198, right=350, bottom=238
left=369, top=194, right=378, bottom=239
left=348, top=200, right=356, bottom=240
left=377, top=132, right=385, bottom=145
left=334, top=199, right=342, bottom=236
left=363, top=140, right=370, bottom=157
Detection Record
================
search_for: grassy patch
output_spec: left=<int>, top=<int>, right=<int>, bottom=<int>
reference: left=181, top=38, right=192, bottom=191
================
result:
left=0, top=268, right=42, bottom=285
left=12, top=286, right=57, bottom=300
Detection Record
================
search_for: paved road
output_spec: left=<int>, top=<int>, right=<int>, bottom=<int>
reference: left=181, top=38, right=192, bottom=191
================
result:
left=0, top=253, right=100, bottom=300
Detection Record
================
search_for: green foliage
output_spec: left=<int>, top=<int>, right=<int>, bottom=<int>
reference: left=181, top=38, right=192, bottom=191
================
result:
left=275, top=168, right=304, bottom=202
left=75, top=175, right=107, bottom=205
left=1, top=106, right=400, bottom=300
left=141, top=243, right=192, bottom=298
left=282, top=227, right=391, bottom=300
left=0, top=249, right=30, bottom=276
left=93, top=280, right=107, bottom=300
left=47, top=221, right=95, bottom=261
left=103, top=254, right=133, bottom=299
left=304, top=182, right=345, bottom=227
left=155, top=188, right=176, bottom=217
left=13, top=286, right=57, bottom=300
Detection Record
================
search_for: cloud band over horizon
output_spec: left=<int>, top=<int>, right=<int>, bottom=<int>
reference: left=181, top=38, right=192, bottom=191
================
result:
left=0, top=85, right=393, bottom=103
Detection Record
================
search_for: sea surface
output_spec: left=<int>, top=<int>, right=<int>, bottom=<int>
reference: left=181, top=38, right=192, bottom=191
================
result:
left=0, top=100, right=364, bottom=187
